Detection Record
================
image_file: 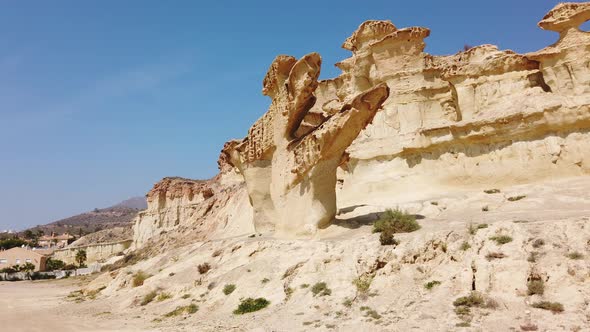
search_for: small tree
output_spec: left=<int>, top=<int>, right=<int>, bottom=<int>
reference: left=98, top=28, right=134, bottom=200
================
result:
left=21, top=262, right=36, bottom=272
left=75, top=249, right=87, bottom=268
left=46, top=258, right=66, bottom=271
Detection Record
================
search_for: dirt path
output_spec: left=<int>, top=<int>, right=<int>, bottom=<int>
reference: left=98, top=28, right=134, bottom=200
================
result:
left=0, top=278, right=152, bottom=332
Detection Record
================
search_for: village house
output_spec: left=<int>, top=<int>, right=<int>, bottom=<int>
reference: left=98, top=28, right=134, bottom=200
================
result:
left=38, top=233, right=74, bottom=248
left=0, top=247, right=49, bottom=272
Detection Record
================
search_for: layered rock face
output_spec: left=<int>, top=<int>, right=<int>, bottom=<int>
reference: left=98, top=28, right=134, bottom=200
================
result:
left=336, top=4, right=590, bottom=206
left=134, top=3, right=590, bottom=244
left=132, top=174, right=253, bottom=248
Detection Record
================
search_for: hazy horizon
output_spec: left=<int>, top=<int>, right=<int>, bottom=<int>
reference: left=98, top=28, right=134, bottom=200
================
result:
left=1, top=0, right=583, bottom=230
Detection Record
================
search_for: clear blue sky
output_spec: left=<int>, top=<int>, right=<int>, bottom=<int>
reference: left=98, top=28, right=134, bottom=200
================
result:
left=0, top=0, right=584, bottom=231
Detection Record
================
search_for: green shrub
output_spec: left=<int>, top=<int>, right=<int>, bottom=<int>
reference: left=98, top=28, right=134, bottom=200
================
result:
left=233, top=298, right=270, bottom=314
left=352, top=276, right=373, bottom=294
left=45, top=258, right=66, bottom=271
left=527, top=280, right=544, bottom=296
left=132, top=271, right=150, bottom=287
left=484, top=189, right=501, bottom=194
left=223, top=284, right=236, bottom=295
left=300, top=283, right=310, bottom=288
left=261, top=278, right=270, bottom=284
left=181, top=294, right=191, bottom=299
left=141, top=291, right=157, bottom=306
left=311, top=282, right=332, bottom=297
left=566, top=252, right=584, bottom=260
left=453, top=292, right=484, bottom=307
left=478, top=224, right=489, bottom=229
left=490, top=235, right=513, bottom=245
left=379, top=229, right=400, bottom=246
left=164, top=304, right=199, bottom=317
left=482, top=206, right=489, bottom=212
left=424, top=280, right=441, bottom=290
left=460, top=242, right=471, bottom=251
left=373, top=209, right=420, bottom=234
left=531, top=301, right=563, bottom=313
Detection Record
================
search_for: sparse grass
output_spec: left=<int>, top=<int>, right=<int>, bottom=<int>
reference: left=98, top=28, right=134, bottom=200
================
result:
left=300, top=283, right=310, bottom=289
left=132, top=271, right=150, bottom=287
left=453, top=292, right=497, bottom=315
left=373, top=209, right=420, bottom=234
left=379, top=230, right=400, bottom=246
left=531, top=301, right=564, bottom=313
left=456, top=321, right=471, bottom=327
left=364, top=308, right=381, bottom=320
left=223, top=284, right=236, bottom=295
left=164, top=304, right=199, bottom=317
left=468, top=223, right=488, bottom=235
left=484, top=189, right=501, bottom=194
left=460, top=242, right=471, bottom=251
left=453, top=292, right=484, bottom=307
left=141, top=291, right=158, bottom=306
left=233, top=298, right=270, bottom=314
left=197, top=263, right=211, bottom=274
left=508, top=195, right=526, bottom=202
left=311, top=282, right=332, bottom=297
left=486, top=252, right=506, bottom=260
left=566, top=251, right=584, bottom=260
left=490, top=235, right=513, bottom=245
left=532, top=239, right=545, bottom=248
left=352, top=276, right=373, bottom=294
left=454, top=306, right=471, bottom=315
left=285, top=287, right=294, bottom=300
left=424, top=280, right=441, bottom=290
left=342, top=298, right=353, bottom=307
left=520, top=323, right=539, bottom=331
left=261, top=278, right=270, bottom=284
left=527, top=280, right=544, bottom=296
left=157, top=292, right=172, bottom=301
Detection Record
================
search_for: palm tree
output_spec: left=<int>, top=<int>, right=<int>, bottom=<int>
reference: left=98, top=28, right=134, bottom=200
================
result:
left=75, top=249, right=87, bottom=268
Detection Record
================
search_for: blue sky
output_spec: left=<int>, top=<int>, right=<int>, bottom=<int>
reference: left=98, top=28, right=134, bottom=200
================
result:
left=0, top=0, right=584, bottom=231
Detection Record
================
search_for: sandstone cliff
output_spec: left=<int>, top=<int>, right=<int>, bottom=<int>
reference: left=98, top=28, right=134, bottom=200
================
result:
left=132, top=2, right=590, bottom=246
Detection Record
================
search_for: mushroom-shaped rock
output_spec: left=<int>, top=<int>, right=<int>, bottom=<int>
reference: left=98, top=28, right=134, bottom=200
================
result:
left=342, top=20, right=397, bottom=52
left=226, top=53, right=390, bottom=236
left=539, top=2, right=590, bottom=32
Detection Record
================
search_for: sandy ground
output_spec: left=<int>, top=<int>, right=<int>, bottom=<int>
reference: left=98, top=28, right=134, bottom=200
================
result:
left=1, top=177, right=589, bottom=331
left=0, top=277, right=153, bottom=332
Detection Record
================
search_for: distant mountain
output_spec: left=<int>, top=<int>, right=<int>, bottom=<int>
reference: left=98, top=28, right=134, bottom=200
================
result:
left=114, top=196, right=148, bottom=210
left=23, top=197, right=146, bottom=237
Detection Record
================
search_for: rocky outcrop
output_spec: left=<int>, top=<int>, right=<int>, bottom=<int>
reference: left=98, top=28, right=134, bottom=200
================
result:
left=132, top=3, right=590, bottom=246
left=223, top=53, right=389, bottom=236
left=53, top=240, right=132, bottom=265
left=218, top=3, right=590, bottom=235
left=132, top=174, right=253, bottom=248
